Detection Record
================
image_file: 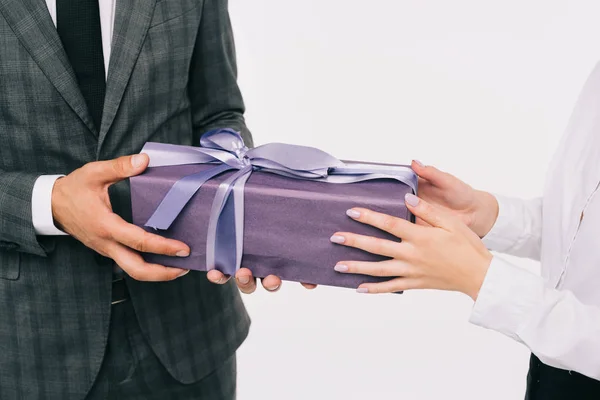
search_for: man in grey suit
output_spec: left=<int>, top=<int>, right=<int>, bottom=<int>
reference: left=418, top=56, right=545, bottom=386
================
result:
left=0, top=0, right=293, bottom=398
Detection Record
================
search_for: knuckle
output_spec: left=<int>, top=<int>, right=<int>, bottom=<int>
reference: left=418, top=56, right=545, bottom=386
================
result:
left=461, top=213, right=473, bottom=227
left=373, top=239, right=387, bottom=253
left=420, top=202, right=432, bottom=215
left=428, top=213, right=441, bottom=227
left=112, top=158, right=128, bottom=178
left=410, top=266, right=425, bottom=279
left=344, top=235, right=355, bottom=247
left=369, top=286, right=382, bottom=294
left=360, top=209, right=373, bottom=221
left=132, top=237, right=146, bottom=252
left=366, top=237, right=378, bottom=251
left=374, top=265, right=388, bottom=276
left=86, top=236, right=101, bottom=250
left=135, top=232, right=153, bottom=252
left=382, top=216, right=398, bottom=232
left=95, top=224, right=112, bottom=240
left=127, top=270, right=143, bottom=281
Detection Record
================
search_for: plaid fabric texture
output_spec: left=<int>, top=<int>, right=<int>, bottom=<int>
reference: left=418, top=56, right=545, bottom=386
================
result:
left=0, top=0, right=251, bottom=398
left=86, top=300, right=236, bottom=400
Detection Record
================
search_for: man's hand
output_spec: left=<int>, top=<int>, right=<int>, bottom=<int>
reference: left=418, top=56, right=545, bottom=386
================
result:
left=52, top=154, right=191, bottom=281
left=207, top=268, right=317, bottom=294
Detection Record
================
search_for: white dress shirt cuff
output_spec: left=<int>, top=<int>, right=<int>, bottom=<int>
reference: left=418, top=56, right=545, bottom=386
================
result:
left=481, top=195, right=524, bottom=251
left=32, top=175, right=68, bottom=236
left=469, top=256, right=543, bottom=342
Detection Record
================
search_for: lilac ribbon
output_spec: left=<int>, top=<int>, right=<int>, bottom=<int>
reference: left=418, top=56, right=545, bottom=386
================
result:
left=141, top=128, right=417, bottom=273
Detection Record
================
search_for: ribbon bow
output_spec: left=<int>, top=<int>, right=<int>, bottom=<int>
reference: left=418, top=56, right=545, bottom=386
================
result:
left=141, top=128, right=417, bottom=274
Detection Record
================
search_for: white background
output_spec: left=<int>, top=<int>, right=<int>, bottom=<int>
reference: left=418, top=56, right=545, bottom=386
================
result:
left=229, top=1, right=600, bottom=399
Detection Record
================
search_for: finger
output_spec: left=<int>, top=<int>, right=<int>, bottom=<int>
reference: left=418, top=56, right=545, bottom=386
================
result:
left=235, top=268, right=257, bottom=294
left=107, top=214, right=190, bottom=257
left=261, top=275, right=282, bottom=292
left=357, top=277, right=423, bottom=294
left=415, top=217, right=433, bottom=227
left=346, top=207, right=422, bottom=239
left=404, top=193, right=457, bottom=231
left=334, top=259, right=412, bottom=277
left=301, top=283, right=317, bottom=290
left=107, top=243, right=189, bottom=281
left=411, top=160, right=454, bottom=189
left=206, top=269, right=231, bottom=284
left=86, top=153, right=149, bottom=185
left=330, top=232, right=402, bottom=258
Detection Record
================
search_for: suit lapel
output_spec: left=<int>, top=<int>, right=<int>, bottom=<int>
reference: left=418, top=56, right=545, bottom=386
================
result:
left=98, top=0, right=157, bottom=149
left=0, top=0, right=97, bottom=136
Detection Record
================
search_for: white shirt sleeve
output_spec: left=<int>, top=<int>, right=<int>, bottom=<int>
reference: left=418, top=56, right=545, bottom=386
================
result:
left=481, top=195, right=543, bottom=261
left=32, top=175, right=68, bottom=236
left=470, top=256, right=600, bottom=380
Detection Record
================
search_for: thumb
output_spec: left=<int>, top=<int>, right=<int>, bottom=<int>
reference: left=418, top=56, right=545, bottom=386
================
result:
left=405, top=193, right=455, bottom=231
left=89, top=153, right=150, bottom=185
left=411, top=160, right=453, bottom=189
left=406, top=193, right=470, bottom=234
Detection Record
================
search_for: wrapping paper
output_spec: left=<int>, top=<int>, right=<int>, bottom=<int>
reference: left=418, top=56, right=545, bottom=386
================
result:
left=131, top=160, right=415, bottom=289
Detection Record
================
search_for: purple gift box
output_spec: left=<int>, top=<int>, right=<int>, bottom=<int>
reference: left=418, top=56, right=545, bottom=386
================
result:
left=130, top=129, right=417, bottom=289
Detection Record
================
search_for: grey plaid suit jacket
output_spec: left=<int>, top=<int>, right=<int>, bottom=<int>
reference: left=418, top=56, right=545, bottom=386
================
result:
left=0, top=0, right=252, bottom=398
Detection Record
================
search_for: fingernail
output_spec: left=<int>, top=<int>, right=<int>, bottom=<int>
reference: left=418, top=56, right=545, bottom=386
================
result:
left=413, top=159, right=425, bottom=167
left=238, top=275, right=250, bottom=285
left=268, top=284, right=280, bottom=292
left=176, top=250, right=190, bottom=257
left=405, top=193, right=419, bottom=207
left=356, top=287, right=369, bottom=294
left=131, top=154, right=145, bottom=168
left=334, top=264, right=349, bottom=273
left=330, top=235, right=346, bottom=244
left=346, top=209, right=361, bottom=219
left=177, top=270, right=190, bottom=278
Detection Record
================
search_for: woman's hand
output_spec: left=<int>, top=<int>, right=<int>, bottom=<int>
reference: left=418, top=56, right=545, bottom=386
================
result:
left=412, top=160, right=498, bottom=238
left=330, top=194, right=493, bottom=300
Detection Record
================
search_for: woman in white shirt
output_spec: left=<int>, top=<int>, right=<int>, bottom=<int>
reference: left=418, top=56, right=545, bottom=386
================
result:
left=329, top=62, right=600, bottom=399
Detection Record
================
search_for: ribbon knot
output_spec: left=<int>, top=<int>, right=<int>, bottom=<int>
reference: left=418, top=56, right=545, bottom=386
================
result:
left=141, top=128, right=417, bottom=274
left=241, top=154, right=252, bottom=168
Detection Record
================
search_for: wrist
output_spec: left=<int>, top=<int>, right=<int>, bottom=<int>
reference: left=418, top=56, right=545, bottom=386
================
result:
left=472, top=191, right=499, bottom=238
left=51, top=177, right=66, bottom=231
left=463, top=251, right=493, bottom=301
